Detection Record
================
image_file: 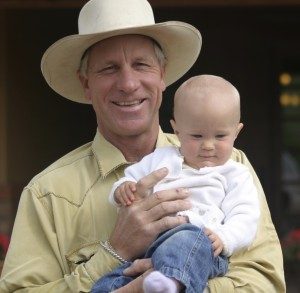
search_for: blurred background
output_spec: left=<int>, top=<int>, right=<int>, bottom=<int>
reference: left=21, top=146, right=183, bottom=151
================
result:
left=0, top=0, right=299, bottom=291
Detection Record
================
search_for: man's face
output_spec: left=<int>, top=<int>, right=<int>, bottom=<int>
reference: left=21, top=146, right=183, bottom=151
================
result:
left=80, top=35, right=166, bottom=140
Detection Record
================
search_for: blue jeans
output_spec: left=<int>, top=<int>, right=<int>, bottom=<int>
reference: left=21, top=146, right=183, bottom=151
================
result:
left=91, top=224, right=228, bottom=293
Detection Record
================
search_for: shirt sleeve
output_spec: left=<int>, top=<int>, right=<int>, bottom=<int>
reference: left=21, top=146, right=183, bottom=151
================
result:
left=207, top=149, right=286, bottom=292
left=213, top=163, right=260, bottom=256
left=0, top=187, right=120, bottom=292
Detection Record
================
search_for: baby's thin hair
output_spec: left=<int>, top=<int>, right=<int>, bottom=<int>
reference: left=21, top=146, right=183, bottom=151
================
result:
left=173, top=74, right=241, bottom=121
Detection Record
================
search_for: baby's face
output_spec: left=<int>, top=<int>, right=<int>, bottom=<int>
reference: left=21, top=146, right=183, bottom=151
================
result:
left=172, top=94, right=243, bottom=169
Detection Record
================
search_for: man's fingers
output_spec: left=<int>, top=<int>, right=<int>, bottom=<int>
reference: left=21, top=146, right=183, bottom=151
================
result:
left=141, top=188, right=190, bottom=212
left=123, top=258, right=153, bottom=277
left=147, top=215, right=188, bottom=236
left=147, top=198, right=191, bottom=222
left=113, top=268, right=153, bottom=292
left=135, top=168, right=168, bottom=198
left=110, top=177, right=191, bottom=260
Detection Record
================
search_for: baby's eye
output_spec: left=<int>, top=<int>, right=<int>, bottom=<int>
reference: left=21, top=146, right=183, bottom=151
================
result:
left=216, top=134, right=226, bottom=139
left=191, top=134, right=202, bottom=139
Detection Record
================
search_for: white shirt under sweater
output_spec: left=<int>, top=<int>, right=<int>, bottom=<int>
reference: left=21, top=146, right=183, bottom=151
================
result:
left=109, top=146, right=260, bottom=256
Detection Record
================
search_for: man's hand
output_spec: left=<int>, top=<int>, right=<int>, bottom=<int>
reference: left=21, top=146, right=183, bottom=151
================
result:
left=113, top=259, right=152, bottom=293
left=109, top=167, right=191, bottom=260
left=123, top=258, right=153, bottom=277
left=204, top=228, right=224, bottom=257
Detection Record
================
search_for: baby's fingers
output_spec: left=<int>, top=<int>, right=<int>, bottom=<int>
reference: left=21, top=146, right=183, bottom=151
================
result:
left=125, top=184, right=135, bottom=202
left=204, top=228, right=214, bottom=240
left=129, top=182, right=137, bottom=193
left=212, top=239, right=224, bottom=257
left=213, top=242, right=223, bottom=257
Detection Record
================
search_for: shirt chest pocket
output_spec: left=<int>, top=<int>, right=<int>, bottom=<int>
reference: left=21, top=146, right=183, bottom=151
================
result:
left=66, top=241, right=100, bottom=271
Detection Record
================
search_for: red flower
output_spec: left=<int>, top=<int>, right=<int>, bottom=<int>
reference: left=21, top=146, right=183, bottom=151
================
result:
left=281, top=228, right=300, bottom=263
left=289, top=229, right=300, bottom=241
left=0, top=234, right=10, bottom=254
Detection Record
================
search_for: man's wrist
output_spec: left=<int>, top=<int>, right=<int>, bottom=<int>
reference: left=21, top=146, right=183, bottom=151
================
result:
left=100, top=240, right=128, bottom=264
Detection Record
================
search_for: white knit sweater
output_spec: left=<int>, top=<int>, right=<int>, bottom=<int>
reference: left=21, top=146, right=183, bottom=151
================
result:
left=109, top=146, right=260, bottom=256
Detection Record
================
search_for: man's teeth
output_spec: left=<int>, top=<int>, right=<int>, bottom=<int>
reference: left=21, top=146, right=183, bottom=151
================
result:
left=114, top=100, right=143, bottom=106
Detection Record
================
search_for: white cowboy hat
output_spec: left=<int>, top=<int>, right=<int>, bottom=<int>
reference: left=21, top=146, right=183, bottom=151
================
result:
left=41, top=0, right=202, bottom=104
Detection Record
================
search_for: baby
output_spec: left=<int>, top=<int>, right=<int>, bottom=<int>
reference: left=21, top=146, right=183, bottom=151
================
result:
left=92, top=75, right=260, bottom=293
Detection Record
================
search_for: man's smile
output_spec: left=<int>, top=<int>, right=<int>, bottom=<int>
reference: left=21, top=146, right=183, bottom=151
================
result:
left=112, top=99, right=146, bottom=107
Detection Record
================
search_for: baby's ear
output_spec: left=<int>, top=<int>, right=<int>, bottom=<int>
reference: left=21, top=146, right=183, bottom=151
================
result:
left=170, top=119, right=179, bottom=134
left=236, top=123, right=244, bottom=137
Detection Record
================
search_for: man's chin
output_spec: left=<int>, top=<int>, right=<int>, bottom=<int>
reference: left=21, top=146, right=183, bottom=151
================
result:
left=118, top=121, right=156, bottom=136
left=116, top=126, right=150, bottom=138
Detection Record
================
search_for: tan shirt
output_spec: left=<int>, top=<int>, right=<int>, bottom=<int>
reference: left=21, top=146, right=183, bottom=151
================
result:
left=0, top=129, right=285, bottom=292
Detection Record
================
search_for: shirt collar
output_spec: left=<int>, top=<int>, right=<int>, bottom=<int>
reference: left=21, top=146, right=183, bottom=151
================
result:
left=156, top=127, right=174, bottom=148
left=91, top=128, right=173, bottom=178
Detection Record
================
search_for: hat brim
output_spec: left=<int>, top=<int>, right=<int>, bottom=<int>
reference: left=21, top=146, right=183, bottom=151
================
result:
left=41, top=21, right=202, bottom=104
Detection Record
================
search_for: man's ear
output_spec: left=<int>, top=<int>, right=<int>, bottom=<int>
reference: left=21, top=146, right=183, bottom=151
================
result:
left=170, top=119, right=179, bottom=135
left=77, top=70, right=91, bottom=102
left=161, top=79, right=166, bottom=92
left=160, top=67, right=167, bottom=92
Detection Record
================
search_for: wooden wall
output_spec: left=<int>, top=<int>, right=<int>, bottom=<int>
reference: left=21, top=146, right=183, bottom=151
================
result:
left=0, top=0, right=300, bottom=8
left=0, top=3, right=300, bottom=234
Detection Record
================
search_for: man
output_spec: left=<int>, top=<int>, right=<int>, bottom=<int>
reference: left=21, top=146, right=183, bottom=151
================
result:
left=0, top=0, right=285, bottom=292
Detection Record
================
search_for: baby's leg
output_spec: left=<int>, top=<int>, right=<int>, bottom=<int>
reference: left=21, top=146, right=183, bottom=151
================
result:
left=143, top=271, right=181, bottom=293
left=144, top=223, right=228, bottom=292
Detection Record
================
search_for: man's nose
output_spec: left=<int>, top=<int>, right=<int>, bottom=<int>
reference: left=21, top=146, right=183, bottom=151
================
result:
left=117, top=67, right=140, bottom=93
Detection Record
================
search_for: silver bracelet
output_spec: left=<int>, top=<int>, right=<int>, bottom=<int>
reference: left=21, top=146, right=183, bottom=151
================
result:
left=100, top=240, right=128, bottom=264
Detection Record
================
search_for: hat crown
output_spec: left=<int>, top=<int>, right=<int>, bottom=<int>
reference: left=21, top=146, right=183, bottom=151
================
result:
left=79, top=0, right=155, bottom=35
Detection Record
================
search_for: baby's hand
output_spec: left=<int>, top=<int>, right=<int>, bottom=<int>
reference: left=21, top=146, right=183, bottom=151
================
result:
left=114, top=181, right=137, bottom=206
left=204, top=228, right=224, bottom=257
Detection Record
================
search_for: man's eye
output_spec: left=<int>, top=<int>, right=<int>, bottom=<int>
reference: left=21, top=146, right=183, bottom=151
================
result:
left=99, top=65, right=117, bottom=73
left=135, top=62, right=150, bottom=68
